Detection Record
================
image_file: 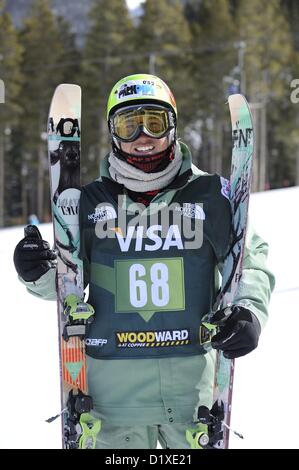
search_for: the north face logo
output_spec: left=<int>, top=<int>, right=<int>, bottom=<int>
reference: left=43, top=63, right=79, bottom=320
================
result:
left=175, top=203, right=205, bottom=220
left=88, top=205, right=117, bottom=223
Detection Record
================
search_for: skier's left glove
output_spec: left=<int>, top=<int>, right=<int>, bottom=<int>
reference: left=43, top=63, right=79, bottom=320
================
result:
left=211, top=306, right=261, bottom=359
left=13, top=225, right=57, bottom=282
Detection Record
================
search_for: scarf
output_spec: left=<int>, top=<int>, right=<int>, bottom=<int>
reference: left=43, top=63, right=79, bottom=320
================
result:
left=108, top=141, right=182, bottom=192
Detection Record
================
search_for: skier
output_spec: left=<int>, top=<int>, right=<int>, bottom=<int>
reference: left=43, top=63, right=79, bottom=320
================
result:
left=13, top=74, right=275, bottom=449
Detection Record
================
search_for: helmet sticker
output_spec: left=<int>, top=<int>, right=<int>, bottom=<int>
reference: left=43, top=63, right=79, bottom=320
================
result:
left=220, top=176, right=230, bottom=200
left=107, top=74, right=177, bottom=120
left=117, top=80, right=156, bottom=101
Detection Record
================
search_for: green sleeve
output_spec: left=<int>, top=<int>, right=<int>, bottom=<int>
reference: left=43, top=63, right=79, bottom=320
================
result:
left=232, top=220, right=275, bottom=329
left=18, top=268, right=57, bottom=301
left=18, top=187, right=90, bottom=299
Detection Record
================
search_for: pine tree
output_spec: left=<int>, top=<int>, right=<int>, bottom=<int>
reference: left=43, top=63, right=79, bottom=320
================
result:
left=184, top=0, right=236, bottom=173
left=0, top=2, right=23, bottom=226
left=137, top=0, right=192, bottom=133
left=282, top=0, right=299, bottom=185
left=56, top=15, right=81, bottom=84
left=236, top=0, right=295, bottom=189
left=17, top=0, right=79, bottom=221
left=237, top=0, right=292, bottom=101
left=81, top=0, right=135, bottom=181
left=283, top=0, right=299, bottom=51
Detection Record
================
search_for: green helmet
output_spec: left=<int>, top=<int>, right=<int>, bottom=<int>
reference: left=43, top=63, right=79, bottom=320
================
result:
left=107, top=73, right=177, bottom=120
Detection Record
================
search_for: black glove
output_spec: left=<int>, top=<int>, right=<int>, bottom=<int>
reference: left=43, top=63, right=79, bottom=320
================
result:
left=13, top=225, right=57, bottom=282
left=211, top=305, right=261, bottom=359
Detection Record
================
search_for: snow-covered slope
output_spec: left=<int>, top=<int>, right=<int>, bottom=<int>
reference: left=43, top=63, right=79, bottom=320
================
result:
left=230, top=186, right=299, bottom=449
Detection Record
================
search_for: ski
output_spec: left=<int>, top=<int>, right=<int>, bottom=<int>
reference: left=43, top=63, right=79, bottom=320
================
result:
left=47, top=84, right=100, bottom=449
left=200, top=94, right=255, bottom=449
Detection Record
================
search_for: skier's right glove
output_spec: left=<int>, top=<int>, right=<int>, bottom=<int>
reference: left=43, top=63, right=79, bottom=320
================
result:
left=13, top=225, right=57, bottom=282
left=211, top=305, right=261, bottom=358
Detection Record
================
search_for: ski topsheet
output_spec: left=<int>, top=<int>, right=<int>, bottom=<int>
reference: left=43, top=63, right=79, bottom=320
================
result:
left=47, top=84, right=91, bottom=448
left=211, top=94, right=255, bottom=448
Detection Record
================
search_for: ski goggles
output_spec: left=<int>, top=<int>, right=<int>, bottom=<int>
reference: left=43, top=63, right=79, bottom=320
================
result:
left=109, top=104, right=175, bottom=142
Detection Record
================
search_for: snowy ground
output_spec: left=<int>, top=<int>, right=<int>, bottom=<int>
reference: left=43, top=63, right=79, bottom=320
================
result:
left=230, top=186, right=299, bottom=449
left=0, top=186, right=298, bottom=449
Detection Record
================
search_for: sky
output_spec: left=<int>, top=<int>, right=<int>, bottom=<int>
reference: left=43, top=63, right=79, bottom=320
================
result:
left=0, top=186, right=298, bottom=449
left=126, top=0, right=144, bottom=9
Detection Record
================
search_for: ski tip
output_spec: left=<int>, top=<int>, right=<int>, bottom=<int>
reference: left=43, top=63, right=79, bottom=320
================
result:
left=228, top=93, right=249, bottom=108
left=55, top=83, right=81, bottom=91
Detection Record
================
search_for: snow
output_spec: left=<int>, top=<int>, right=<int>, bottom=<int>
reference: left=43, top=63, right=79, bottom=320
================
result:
left=0, top=186, right=298, bottom=449
left=230, top=186, right=299, bottom=449
left=0, top=223, right=61, bottom=449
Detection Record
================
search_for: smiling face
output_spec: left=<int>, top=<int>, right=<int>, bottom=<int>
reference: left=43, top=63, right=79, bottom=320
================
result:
left=120, top=133, right=169, bottom=156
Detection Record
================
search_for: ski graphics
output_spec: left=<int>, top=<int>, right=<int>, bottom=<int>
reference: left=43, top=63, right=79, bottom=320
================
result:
left=201, top=94, right=254, bottom=449
left=215, top=94, right=254, bottom=448
left=47, top=84, right=97, bottom=448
